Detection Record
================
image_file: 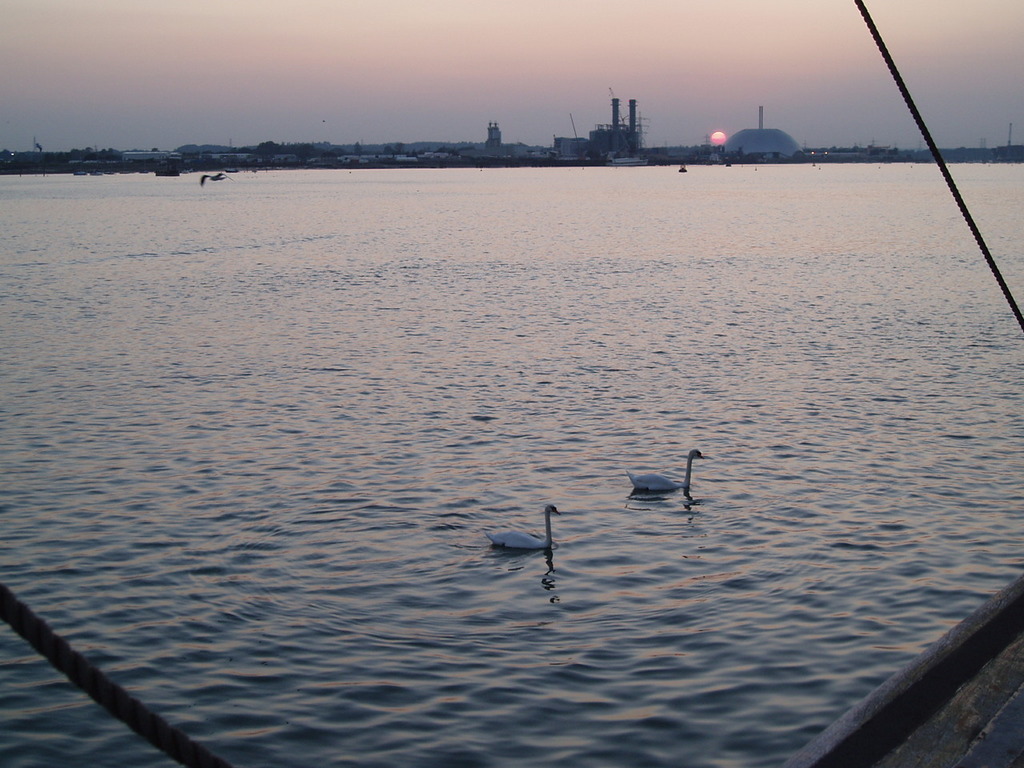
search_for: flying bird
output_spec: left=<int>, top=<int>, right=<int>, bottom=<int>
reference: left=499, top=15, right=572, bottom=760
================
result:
left=200, top=173, right=231, bottom=186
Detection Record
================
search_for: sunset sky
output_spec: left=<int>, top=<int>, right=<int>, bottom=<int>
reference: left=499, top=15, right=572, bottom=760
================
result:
left=2, top=0, right=1022, bottom=152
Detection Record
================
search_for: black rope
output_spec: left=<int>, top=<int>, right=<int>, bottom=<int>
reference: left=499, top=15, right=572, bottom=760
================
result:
left=854, top=0, right=1024, bottom=337
left=1, top=581, right=239, bottom=768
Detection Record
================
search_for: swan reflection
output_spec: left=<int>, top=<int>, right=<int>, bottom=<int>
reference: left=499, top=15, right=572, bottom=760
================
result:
left=626, top=490, right=701, bottom=512
left=542, top=549, right=558, bottom=603
left=488, top=543, right=560, bottom=602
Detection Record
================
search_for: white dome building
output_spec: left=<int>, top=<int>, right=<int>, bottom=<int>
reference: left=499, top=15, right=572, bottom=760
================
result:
left=724, top=107, right=801, bottom=158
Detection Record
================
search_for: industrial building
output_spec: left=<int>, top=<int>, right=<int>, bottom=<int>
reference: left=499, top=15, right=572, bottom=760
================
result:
left=589, top=96, right=643, bottom=157
left=552, top=95, right=644, bottom=160
left=725, top=107, right=801, bottom=158
left=485, top=122, right=502, bottom=152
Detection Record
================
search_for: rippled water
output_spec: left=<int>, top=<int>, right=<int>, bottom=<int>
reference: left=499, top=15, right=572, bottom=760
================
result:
left=2, top=165, right=1023, bottom=768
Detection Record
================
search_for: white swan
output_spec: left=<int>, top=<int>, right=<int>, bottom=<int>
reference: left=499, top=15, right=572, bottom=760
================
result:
left=627, top=448, right=704, bottom=492
left=486, top=505, right=560, bottom=550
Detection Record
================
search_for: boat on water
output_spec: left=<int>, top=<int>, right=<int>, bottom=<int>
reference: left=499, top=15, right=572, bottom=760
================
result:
left=154, top=158, right=181, bottom=177
left=607, top=156, right=647, bottom=167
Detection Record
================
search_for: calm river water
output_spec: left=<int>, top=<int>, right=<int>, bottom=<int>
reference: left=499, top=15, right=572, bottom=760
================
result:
left=2, top=165, right=1023, bottom=768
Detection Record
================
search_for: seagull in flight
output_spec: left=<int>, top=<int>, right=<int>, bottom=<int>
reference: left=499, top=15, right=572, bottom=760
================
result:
left=200, top=173, right=231, bottom=186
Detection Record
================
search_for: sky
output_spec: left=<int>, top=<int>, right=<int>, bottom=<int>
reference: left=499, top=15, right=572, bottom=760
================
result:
left=2, top=0, right=1022, bottom=152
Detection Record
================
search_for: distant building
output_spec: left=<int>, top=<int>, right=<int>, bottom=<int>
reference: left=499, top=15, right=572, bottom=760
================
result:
left=122, top=151, right=181, bottom=162
left=725, top=107, right=801, bottom=159
left=485, top=122, right=502, bottom=152
left=554, top=136, right=588, bottom=159
left=993, top=144, right=1024, bottom=162
left=589, top=97, right=642, bottom=157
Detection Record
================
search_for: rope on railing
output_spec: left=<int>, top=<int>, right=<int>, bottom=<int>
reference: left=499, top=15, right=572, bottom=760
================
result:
left=1, top=581, right=239, bottom=768
left=853, top=0, right=1024, bottom=337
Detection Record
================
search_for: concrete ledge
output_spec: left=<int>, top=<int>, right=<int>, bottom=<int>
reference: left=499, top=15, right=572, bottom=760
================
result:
left=783, top=571, right=1024, bottom=768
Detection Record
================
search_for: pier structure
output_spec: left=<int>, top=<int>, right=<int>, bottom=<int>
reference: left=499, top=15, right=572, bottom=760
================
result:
left=785, top=571, right=1024, bottom=768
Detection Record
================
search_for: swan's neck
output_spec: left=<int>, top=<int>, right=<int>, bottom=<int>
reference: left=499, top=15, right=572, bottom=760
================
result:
left=544, top=510, right=554, bottom=547
left=683, top=454, right=695, bottom=484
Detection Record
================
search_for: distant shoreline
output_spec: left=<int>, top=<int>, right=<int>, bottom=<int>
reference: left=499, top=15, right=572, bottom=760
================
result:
left=5, top=151, right=1022, bottom=176
left=7, top=157, right=999, bottom=177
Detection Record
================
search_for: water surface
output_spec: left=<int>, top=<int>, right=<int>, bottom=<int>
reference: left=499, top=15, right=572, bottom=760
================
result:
left=2, top=165, right=1023, bottom=768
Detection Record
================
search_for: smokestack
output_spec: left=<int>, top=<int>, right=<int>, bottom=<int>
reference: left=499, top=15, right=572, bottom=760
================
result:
left=612, top=97, right=620, bottom=129
left=759, top=106, right=764, bottom=130
left=628, top=99, right=637, bottom=134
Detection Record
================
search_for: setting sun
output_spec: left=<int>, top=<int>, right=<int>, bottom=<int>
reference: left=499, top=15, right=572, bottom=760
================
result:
left=710, top=130, right=727, bottom=146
